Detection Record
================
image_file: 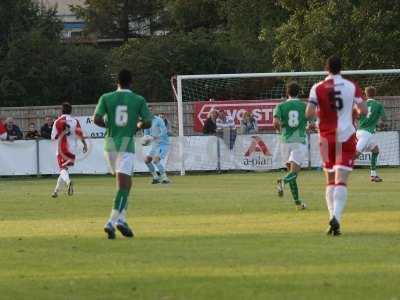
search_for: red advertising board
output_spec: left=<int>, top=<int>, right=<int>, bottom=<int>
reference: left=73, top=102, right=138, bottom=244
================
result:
left=193, top=100, right=281, bottom=132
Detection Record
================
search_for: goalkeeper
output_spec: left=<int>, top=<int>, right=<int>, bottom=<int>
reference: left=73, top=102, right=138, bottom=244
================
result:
left=143, top=114, right=171, bottom=184
left=356, top=86, right=386, bottom=182
left=273, top=82, right=308, bottom=210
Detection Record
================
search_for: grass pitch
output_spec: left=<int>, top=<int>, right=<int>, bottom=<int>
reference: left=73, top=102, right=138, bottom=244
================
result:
left=0, top=169, right=399, bottom=300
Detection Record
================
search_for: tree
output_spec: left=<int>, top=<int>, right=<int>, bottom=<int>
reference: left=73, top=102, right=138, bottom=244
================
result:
left=163, top=0, right=225, bottom=32
left=0, top=1, right=112, bottom=107
left=0, top=0, right=62, bottom=56
left=163, top=0, right=288, bottom=73
left=71, top=0, right=162, bottom=41
left=218, top=0, right=288, bottom=72
left=0, top=0, right=62, bottom=106
left=0, top=29, right=112, bottom=106
left=111, top=30, right=239, bottom=102
left=108, top=1, right=291, bottom=102
left=273, top=0, right=400, bottom=71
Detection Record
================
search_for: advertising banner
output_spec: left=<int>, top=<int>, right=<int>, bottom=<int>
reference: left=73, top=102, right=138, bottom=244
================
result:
left=0, top=140, right=37, bottom=175
left=193, top=100, right=281, bottom=132
left=75, top=116, right=106, bottom=138
left=0, top=132, right=398, bottom=176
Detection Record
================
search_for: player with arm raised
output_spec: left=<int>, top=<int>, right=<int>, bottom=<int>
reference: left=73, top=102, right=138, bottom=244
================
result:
left=93, top=69, right=152, bottom=240
left=356, top=86, right=385, bottom=182
left=306, top=55, right=368, bottom=236
left=51, top=102, right=88, bottom=198
left=143, top=114, right=171, bottom=184
left=273, top=82, right=307, bottom=210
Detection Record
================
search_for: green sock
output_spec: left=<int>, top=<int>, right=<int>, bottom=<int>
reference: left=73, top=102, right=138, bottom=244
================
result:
left=283, top=172, right=297, bottom=184
left=371, top=152, right=378, bottom=171
left=289, top=180, right=301, bottom=205
left=113, top=189, right=130, bottom=212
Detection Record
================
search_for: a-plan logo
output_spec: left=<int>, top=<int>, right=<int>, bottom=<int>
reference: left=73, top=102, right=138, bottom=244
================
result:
left=355, top=152, right=371, bottom=165
left=244, top=136, right=271, bottom=156
left=243, top=136, right=272, bottom=167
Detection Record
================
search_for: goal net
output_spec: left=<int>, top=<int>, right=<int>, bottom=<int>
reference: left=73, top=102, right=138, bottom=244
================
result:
left=171, top=70, right=400, bottom=175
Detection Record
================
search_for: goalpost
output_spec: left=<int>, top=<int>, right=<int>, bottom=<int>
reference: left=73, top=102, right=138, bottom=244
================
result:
left=172, top=69, right=400, bottom=175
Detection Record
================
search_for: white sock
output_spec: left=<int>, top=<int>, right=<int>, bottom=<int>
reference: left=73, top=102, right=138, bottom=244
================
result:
left=370, top=170, right=377, bottom=177
left=325, top=185, right=335, bottom=219
left=60, top=169, right=70, bottom=185
left=54, top=175, right=65, bottom=193
left=333, top=185, right=348, bottom=222
left=107, top=209, right=119, bottom=225
left=118, top=209, right=127, bottom=223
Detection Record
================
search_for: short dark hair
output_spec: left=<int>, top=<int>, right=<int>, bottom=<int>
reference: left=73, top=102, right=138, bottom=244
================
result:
left=286, top=81, right=300, bottom=97
left=365, top=86, right=376, bottom=98
left=325, top=55, right=342, bottom=74
left=118, top=69, right=132, bottom=88
left=62, top=102, right=72, bottom=114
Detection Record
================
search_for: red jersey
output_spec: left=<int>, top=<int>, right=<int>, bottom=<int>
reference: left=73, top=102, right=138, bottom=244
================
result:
left=51, top=114, right=83, bottom=156
left=0, top=121, right=7, bottom=140
left=0, top=121, right=6, bottom=135
left=309, top=74, right=364, bottom=142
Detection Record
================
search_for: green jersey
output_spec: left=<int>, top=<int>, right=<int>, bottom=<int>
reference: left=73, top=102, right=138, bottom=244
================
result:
left=273, top=98, right=307, bottom=143
left=358, top=99, right=385, bottom=133
left=94, top=89, right=152, bottom=153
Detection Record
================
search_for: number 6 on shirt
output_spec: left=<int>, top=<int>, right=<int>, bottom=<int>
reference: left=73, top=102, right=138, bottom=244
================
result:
left=116, top=105, right=128, bottom=127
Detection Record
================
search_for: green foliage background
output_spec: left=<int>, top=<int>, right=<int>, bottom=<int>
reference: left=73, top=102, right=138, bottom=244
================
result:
left=0, top=0, right=399, bottom=106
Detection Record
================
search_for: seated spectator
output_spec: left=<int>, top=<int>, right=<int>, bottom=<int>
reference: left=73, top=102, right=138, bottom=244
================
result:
left=25, top=123, right=41, bottom=139
left=6, top=117, right=23, bottom=141
left=40, top=116, right=54, bottom=139
left=240, top=111, right=258, bottom=134
left=203, top=109, right=218, bottom=135
left=0, top=118, right=7, bottom=141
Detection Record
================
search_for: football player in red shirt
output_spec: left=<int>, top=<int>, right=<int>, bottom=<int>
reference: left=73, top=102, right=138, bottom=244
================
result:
left=51, top=102, right=88, bottom=198
left=306, top=55, right=368, bottom=236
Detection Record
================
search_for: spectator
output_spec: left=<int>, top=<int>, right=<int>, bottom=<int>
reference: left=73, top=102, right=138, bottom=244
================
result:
left=0, top=118, right=7, bottom=141
left=203, top=109, right=218, bottom=135
left=5, top=117, right=23, bottom=141
left=41, top=115, right=54, bottom=139
left=25, top=122, right=41, bottom=139
left=216, top=110, right=235, bottom=130
left=158, top=113, right=172, bottom=136
left=240, top=111, right=258, bottom=134
left=216, top=110, right=237, bottom=150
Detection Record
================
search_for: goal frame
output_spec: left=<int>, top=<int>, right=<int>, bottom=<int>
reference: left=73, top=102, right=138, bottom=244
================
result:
left=173, top=69, right=400, bottom=175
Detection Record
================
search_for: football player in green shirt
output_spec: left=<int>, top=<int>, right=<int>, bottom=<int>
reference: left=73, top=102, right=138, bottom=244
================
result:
left=273, top=82, right=307, bottom=210
left=356, top=86, right=385, bottom=182
left=94, top=69, right=153, bottom=239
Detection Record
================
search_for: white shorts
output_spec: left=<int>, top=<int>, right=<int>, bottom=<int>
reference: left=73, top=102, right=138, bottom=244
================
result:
left=105, top=152, right=134, bottom=176
left=281, top=143, right=307, bottom=166
left=356, top=130, right=377, bottom=153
